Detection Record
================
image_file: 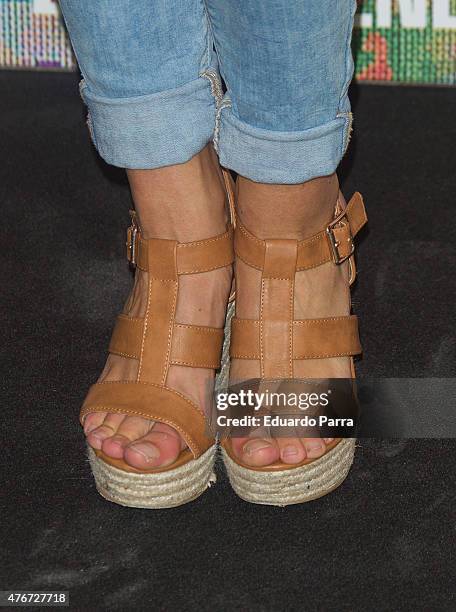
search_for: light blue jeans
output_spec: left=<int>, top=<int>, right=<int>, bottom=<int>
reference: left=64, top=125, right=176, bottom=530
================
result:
left=59, top=0, right=356, bottom=183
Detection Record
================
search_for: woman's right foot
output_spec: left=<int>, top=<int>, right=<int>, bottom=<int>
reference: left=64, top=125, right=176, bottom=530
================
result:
left=84, top=265, right=232, bottom=469
left=83, top=145, right=232, bottom=469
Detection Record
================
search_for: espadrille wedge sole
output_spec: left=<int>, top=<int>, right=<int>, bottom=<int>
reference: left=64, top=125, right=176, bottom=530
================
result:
left=80, top=204, right=235, bottom=508
left=88, top=445, right=217, bottom=509
left=222, top=438, right=355, bottom=506
left=223, top=190, right=367, bottom=506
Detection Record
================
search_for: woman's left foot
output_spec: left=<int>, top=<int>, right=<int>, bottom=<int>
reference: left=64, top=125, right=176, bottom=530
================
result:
left=230, top=177, right=354, bottom=466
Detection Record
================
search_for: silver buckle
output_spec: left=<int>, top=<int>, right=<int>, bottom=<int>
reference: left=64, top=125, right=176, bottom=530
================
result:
left=326, top=210, right=354, bottom=265
left=126, top=210, right=139, bottom=266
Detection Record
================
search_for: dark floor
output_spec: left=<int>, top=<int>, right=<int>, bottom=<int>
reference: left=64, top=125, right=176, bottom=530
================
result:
left=1, top=72, right=455, bottom=611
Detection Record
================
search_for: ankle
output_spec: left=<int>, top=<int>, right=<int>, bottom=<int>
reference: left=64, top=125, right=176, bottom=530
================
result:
left=127, top=144, right=228, bottom=242
left=236, top=173, right=339, bottom=240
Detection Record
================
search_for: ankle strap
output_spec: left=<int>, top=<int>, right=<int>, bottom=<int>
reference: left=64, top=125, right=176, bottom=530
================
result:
left=230, top=193, right=367, bottom=379
left=127, top=215, right=234, bottom=274
left=234, top=192, right=367, bottom=272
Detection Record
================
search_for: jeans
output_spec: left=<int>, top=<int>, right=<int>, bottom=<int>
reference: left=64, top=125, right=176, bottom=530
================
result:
left=59, top=0, right=356, bottom=183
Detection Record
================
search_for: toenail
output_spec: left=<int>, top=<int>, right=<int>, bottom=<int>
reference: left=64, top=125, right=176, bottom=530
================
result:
left=282, top=445, right=299, bottom=458
left=91, top=424, right=115, bottom=439
left=306, top=441, right=323, bottom=451
left=129, top=443, right=160, bottom=462
left=243, top=440, right=273, bottom=456
left=91, top=430, right=108, bottom=441
left=324, top=438, right=334, bottom=444
left=84, top=422, right=97, bottom=434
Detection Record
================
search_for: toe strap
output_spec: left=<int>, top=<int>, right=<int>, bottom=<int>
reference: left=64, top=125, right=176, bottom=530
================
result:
left=80, top=381, right=214, bottom=458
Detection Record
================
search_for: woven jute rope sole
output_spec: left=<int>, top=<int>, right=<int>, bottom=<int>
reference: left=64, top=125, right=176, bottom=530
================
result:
left=88, top=444, right=217, bottom=509
left=85, top=303, right=234, bottom=509
left=222, top=437, right=356, bottom=506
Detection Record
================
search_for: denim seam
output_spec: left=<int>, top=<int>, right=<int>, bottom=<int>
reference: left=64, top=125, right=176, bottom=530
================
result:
left=199, top=0, right=212, bottom=71
left=337, top=0, right=357, bottom=157
left=336, top=110, right=353, bottom=156
left=202, top=0, right=233, bottom=111
left=200, top=68, right=224, bottom=105
left=200, top=68, right=225, bottom=151
left=213, top=96, right=232, bottom=152
left=79, top=79, right=97, bottom=148
left=339, top=0, right=357, bottom=108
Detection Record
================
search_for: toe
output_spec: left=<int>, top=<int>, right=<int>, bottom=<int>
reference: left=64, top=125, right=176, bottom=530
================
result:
left=83, top=412, right=106, bottom=435
left=101, top=434, right=130, bottom=459
left=277, top=438, right=306, bottom=464
left=301, top=438, right=327, bottom=459
left=86, top=414, right=125, bottom=450
left=100, top=415, right=154, bottom=459
left=232, top=437, right=281, bottom=467
left=124, top=423, right=184, bottom=469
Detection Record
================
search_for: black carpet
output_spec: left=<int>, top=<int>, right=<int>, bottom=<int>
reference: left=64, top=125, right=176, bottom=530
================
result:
left=1, top=72, right=455, bottom=611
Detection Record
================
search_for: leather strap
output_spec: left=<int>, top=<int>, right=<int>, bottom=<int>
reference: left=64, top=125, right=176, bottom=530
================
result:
left=81, top=222, right=234, bottom=450
left=80, top=382, right=213, bottom=458
left=139, top=240, right=178, bottom=384
left=169, top=324, right=224, bottom=368
left=235, top=192, right=367, bottom=272
left=109, top=317, right=224, bottom=368
left=130, top=227, right=234, bottom=274
left=109, top=314, right=143, bottom=359
left=260, top=240, right=297, bottom=378
left=230, top=193, right=366, bottom=378
left=230, top=315, right=362, bottom=360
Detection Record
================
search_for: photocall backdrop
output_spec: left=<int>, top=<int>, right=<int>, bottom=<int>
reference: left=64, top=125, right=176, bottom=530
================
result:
left=1, top=0, right=456, bottom=85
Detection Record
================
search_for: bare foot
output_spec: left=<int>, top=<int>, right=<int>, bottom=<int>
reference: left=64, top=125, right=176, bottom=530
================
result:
left=83, top=145, right=232, bottom=469
left=84, top=265, right=232, bottom=469
left=230, top=175, right=351, bottom=466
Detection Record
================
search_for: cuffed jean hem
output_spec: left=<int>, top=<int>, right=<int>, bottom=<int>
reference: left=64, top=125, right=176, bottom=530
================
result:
left=216, top=106, right=352, bottom=184
left=79, top=77, right=217, bottom=169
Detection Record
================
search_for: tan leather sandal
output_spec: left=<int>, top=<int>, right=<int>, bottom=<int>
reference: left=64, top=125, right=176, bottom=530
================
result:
left=80, top=213, right=234, bottom=508
left=222, top=192, right=367, bottom=506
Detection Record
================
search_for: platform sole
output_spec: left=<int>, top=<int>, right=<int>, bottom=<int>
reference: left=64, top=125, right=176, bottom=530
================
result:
left=222, top=438, right=355, bottom=506
left=88, top=444, right=217, bottom=509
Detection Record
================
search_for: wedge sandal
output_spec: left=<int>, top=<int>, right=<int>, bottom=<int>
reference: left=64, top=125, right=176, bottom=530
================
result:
left=222, top=192, right=367, bottom=506
left=80, top=213, right=234, bottom=509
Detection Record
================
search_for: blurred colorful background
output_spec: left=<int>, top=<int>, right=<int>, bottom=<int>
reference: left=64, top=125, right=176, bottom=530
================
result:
left=1, top=0, right=456, bottom=84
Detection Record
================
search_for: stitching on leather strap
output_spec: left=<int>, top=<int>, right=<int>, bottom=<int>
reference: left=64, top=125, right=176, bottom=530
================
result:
left=289, top=278, right=294, bottom=378
left=177, top=229, right=232, bottom=248
left=137, top=277, right=152, bottom=380
left=177, top=262, right=233, bottom=275
left=231, top=316, right=361, bottom=360
left=170, top=359, right=221, bottom=368
left=293, top=316, right=357, bottom=325
left=92, top=380, right=207, bottom=418
left=293, top=351, right=360, bottom=359
left=162, top=279, right=178, bottom=386
left=109, top=350, right=139, bottom=360
left=134, top=227, right=234, bottom=274
left=174, top=323, right=221, bottom=333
